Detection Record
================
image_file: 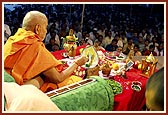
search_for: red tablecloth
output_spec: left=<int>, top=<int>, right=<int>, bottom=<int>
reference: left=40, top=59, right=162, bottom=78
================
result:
left=51, top=45, right=148, bottom=111
left=112, top=68, right=148, bottom=111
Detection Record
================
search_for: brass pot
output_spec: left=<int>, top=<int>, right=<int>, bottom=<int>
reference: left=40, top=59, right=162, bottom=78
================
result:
left=64, top=42, right=77, bottom=58
left=101, top=62, right=112, bottom=76
left=102, top=67, right=111, bottom=76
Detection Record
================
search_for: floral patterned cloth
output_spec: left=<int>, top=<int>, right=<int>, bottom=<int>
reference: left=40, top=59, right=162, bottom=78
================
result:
left=50, top=76, right=114, bottom=111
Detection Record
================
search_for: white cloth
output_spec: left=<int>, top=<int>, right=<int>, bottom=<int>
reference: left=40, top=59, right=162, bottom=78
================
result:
left=4, top=82, right=60, bottom=111
left=117, top=39, right=123, bottom=47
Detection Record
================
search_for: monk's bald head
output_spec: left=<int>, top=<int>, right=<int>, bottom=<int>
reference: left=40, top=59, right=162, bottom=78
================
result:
left=22, top=11, right=48, bottom=31
left=145, top=67, right=164, bottom=111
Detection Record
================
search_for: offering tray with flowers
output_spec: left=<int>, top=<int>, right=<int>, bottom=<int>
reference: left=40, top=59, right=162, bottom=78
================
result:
left=81, top=46, right=99, bottom=68
left=99, top=61, right=126, bottom=79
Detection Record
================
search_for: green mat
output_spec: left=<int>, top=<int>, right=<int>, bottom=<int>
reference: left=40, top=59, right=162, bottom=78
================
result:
left=50, top=76, right=114, bottom=111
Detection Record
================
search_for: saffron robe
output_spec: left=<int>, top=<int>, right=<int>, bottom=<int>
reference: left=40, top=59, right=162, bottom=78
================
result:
left=4, top=28, right=82, bottom=92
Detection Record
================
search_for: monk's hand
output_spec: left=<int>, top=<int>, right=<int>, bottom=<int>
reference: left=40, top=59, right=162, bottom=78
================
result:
left=74, top=55, right=88, bottom=66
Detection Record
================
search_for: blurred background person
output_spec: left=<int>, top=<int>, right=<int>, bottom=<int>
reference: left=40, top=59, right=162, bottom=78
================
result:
left=144, top=44, right=157, bottom=56
left=113, top=46, right=123, bottom=56
left=105, top=39, right=118, bottom=52
left=52, top=43, right=60, bottom=52
left=123, top=37, right=134, bottom=55
left=132, top=44, right=142, bottom=56
left=4, top=23, right=11, bottom=44
left=155, top=43, right=164, bottom=56
left=45, top=28, right=60, bottom=47
left=102, top=30, right=114, bottom=48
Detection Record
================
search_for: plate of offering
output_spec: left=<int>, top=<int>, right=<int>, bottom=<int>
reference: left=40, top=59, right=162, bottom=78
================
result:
left=106, top=56, right=117, bottom=61
left=116, top=55, right=126, bottom=61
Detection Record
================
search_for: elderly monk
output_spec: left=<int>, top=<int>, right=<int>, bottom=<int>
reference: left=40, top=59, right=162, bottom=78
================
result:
left=4, top=11, right=88, bottom=92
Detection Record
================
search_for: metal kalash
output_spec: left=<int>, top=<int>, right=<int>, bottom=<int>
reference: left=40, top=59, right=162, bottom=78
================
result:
left=140, top=53, right=158, bottom=78
left=63, top=29, right=78, bottom=58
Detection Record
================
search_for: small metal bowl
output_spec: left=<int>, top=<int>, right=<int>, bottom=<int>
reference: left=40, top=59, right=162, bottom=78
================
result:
left=132, top=81, right=142, bottom=86
left=131, top=84, right=141, bottom=92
